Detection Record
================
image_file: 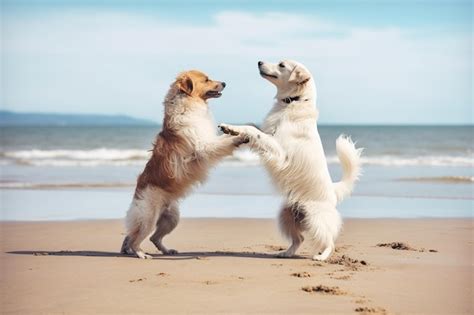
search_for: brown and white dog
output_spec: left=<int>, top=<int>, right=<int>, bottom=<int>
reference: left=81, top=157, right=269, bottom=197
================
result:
left=121, top=70, right=246, bottom=259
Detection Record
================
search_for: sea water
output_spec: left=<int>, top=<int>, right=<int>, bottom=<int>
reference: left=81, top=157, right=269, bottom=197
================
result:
left=1, top=126, right=472, bottom=220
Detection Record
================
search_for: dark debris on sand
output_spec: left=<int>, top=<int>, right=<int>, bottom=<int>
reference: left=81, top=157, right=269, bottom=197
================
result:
left=376, top=242, right=416, bottom=251
left=291, top=271, right=311, bottom=278
left=302, top=285, right=346, bottom=295
left=377, top=242, right=438, bottom=253
left=355, top=306, right=387, bottom=314
left=129, top=278, right=146, bottom=283
left=326, top=255, right=368, bottom=271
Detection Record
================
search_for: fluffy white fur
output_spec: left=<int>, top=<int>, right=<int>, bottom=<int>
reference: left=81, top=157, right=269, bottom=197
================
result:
left=219, top=60, right=362, bottom=261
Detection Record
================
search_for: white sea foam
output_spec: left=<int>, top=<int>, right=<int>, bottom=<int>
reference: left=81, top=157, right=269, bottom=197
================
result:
left=227, top=150, right=474, bottom=167
left=0, top=181, right=135, bottom=189
left=358, top=155, right=474, bottom=167
left=223, top=149, right=261, bottom=166
left=1, top=148, right=150, bottom=166
left=1, top=148, right=473, bottom=167
left=2, top=148, right=149, bottom=160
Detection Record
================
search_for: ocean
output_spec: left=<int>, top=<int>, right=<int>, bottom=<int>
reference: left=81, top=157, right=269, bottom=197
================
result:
left=1, top=125, right=472, bottom=221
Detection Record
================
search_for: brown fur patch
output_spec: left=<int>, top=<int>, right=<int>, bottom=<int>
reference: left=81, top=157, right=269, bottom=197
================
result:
left=287, top=202, right=306, bottom=226
left=278, top=202, right=307, bottom=245
left=134, top=128, right=205, bottom=198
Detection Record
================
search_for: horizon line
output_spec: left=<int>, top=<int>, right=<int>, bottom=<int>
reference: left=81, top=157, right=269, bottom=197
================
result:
left=1, top=110, right=472, bottom=127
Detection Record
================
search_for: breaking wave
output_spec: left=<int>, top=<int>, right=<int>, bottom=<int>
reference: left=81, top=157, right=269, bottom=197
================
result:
left=1, top=148, right=473, bottom=167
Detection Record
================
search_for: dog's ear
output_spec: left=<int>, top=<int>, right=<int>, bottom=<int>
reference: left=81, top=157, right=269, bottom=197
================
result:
left=177, top=75, right=194, bottom=96
left=289, top=66, right=311, bottom=85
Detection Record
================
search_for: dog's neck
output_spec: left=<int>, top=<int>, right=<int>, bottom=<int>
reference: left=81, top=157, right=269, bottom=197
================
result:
left=280, top=95, right=307, bottom=104
left=262, top=79, right=318, bottom=134
left=165, top=92, right=208, bottom=113
left=162, top=93, right=211, bottom=130
left=275, top=79, right=317, bottom=107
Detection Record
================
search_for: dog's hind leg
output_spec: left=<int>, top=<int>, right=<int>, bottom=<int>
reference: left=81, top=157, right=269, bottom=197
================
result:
left=150, top=201, right=180, bottom=255
left=123, top=223, right=155, bottom=259
left=305, top=205, right=341, bottom=261
left=123, top=187, right=163, bottom=259
left=277, top=203, right=305, bottom=258
left=120, top=235, right=130, bottom=254
left=126, top=215, right=157, bottom=259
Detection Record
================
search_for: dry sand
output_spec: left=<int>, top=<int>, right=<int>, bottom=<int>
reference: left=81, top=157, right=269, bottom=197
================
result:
left=0, top=218, right=472, bottom=314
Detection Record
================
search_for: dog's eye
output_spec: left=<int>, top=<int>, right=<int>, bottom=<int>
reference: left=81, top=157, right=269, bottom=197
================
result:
left=279, top=63, right=285, bottom=68
left=205, top=78, right=209, bottom=82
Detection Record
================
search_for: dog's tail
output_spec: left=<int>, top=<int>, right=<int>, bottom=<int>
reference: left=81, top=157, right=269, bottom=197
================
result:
left=333, top=135, right=363, bottom=203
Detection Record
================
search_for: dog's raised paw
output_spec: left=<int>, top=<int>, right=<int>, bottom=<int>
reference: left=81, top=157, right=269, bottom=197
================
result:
left=219, top=124, right=240, bottom=136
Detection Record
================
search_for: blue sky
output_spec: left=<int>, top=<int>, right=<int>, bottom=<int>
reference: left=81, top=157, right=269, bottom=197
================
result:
left=2, top=0, right=473, bottom=124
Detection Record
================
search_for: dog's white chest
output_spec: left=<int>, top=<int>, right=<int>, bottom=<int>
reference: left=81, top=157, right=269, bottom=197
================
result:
left=182, top=110, right=217, bottom=147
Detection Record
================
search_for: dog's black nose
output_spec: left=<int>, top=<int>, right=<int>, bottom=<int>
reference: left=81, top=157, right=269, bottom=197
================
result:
left=258, top=61, right=263, bottom=66
left=221, top=82, right=226, bottom=88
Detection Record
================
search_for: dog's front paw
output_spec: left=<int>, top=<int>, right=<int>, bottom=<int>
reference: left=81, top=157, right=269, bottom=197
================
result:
left=218, top=123, right=240, bottom=136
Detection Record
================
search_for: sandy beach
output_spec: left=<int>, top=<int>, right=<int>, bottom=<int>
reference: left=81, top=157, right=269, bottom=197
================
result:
left=0, top=218, right=472, bottom=314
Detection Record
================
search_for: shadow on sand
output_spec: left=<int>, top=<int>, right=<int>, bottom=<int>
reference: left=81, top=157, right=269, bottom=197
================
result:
left=7, top=250, right=305, bottom=260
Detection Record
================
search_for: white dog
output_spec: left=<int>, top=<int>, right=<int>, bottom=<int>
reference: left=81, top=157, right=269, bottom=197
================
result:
left=219, top=60, right=362, bottom=261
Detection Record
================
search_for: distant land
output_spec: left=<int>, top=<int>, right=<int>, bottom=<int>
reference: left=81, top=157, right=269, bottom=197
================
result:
left=0, top=111, right=158, bottom=126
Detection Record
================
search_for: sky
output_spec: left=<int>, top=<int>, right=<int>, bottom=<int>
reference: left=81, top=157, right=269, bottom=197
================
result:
left=1, top=0, right=473, bottom=125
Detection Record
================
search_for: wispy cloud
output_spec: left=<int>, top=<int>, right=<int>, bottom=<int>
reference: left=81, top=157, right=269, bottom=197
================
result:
left=3, top=9, right=472, bottom=124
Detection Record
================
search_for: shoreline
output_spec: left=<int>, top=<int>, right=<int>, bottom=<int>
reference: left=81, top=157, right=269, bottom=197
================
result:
left=1, top=216, right=473, bottom=223
left=2, top=188, right=472, bottom=221
left=1, top=218, right=472, bottom=314
left=2, top=185, right=473, bottom=200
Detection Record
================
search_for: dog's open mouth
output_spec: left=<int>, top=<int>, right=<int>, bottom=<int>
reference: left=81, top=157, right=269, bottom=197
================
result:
left=205, top=90, right=222, bottom=98
left=259, top=71, right=278, bottom=79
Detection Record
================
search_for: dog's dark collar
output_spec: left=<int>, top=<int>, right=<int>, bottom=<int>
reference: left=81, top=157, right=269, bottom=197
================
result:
left=281, top=96, right=308, bottom=104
